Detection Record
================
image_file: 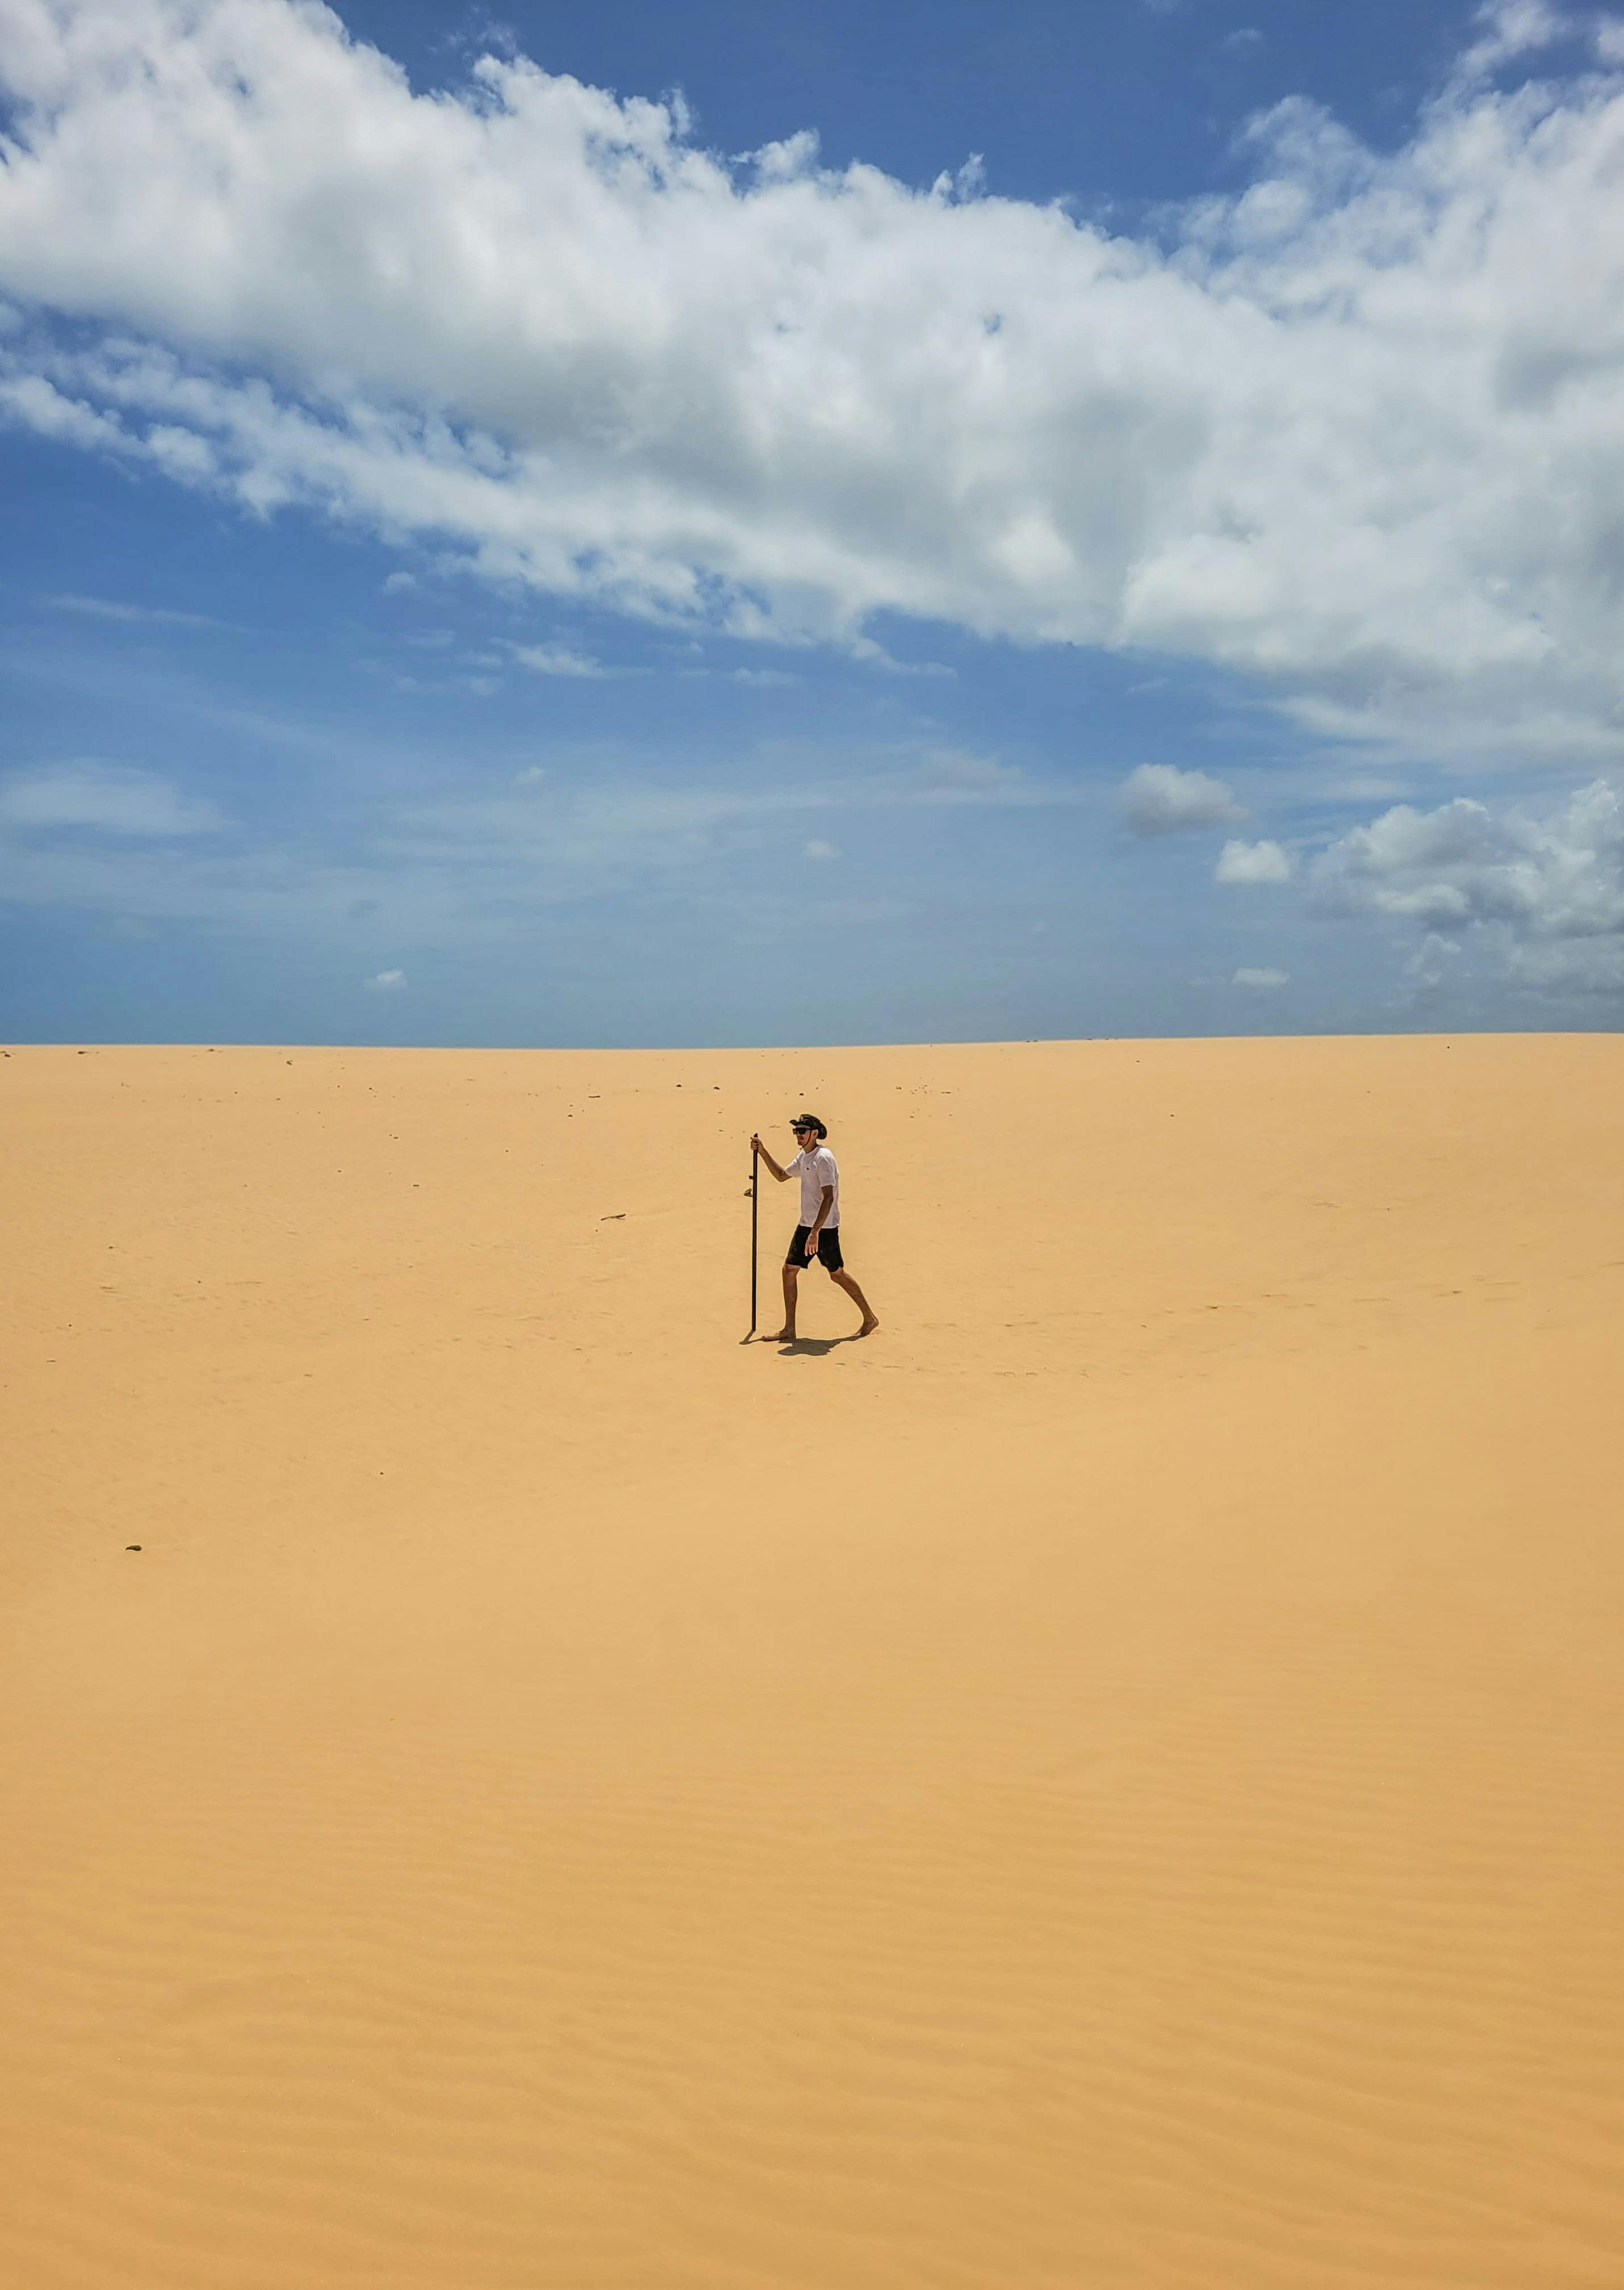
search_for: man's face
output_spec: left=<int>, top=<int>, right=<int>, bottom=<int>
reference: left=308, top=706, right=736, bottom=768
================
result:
left=791, top=1123, right=817, bottom=1150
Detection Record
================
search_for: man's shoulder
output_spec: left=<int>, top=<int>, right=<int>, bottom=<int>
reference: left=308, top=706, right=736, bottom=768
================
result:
left=813, top=1144, right=838, bottom=1171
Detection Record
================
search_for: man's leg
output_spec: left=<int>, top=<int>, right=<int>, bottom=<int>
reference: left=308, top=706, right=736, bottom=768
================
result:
left=767, top=1261, right=800, bottom=1341
left=831, top=1266, right=878, bottom=1335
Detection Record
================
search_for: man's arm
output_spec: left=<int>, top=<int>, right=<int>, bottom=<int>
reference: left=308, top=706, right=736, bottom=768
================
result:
left=751, top=1134, right=792, bottom=1182
left=807, top=1183, right=834, bottom=1239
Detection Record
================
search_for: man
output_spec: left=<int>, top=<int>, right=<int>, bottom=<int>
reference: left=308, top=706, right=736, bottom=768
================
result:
left=750, top=1113, right=879, bottom=1342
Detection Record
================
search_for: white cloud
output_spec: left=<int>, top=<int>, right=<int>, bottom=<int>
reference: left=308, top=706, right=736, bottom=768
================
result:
left=508, top=642, right=608, bottom=678
left=0, top=760, right=220, bottom=835
left=3, top=4, right=1624, bottom=761
left=847, top=640, right=955, bottom=678
left=1301, top=783, right=1621, bottom=980
left=1136, top=767, right=1624, bottom=995
left=42, top=591, right=221, bottom=628
left=1313, top=777, right=1624, bottom=990
left=1456, top=1, right=1569, bottom=81
left=916, top=747, right=1025, bottom=797
left=803, top=837, right=837, bottom=859
left=1215, top=836, right=1294, bottom=883
left=364, top=967, right=406, bottom=990
left=1408, top=931, right=1465, bottom=987
left=1316, top=798, right=1505, bottom=921
left=392, top=671, right=499, bottom=696
left=1120, top=763, right=1244, bottom=835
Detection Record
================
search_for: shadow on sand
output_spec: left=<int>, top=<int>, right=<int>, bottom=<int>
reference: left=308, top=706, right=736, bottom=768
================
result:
left=741, top=1331, right=872, bottom=1353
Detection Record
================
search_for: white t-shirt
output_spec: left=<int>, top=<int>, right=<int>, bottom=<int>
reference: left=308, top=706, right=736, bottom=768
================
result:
left=788, top=1144, right=840, bottom=1228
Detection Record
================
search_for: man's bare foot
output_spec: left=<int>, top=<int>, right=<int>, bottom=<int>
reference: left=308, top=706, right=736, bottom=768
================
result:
left=857, top=1317, right=880, bottom=1336
left=765, top=1328, right=797, bottom=1343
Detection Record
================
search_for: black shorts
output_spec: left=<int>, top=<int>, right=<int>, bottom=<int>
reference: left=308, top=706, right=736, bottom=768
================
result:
left=786, top=1224, right=844, bottom=1272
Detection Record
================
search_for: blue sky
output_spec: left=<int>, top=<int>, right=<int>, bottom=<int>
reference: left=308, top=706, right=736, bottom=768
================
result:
left=3, top=0, right=1624, bottom=1045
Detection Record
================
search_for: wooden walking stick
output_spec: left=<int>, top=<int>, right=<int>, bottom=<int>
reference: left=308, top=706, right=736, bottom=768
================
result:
left=748, top=1141, right=760, bottom=1335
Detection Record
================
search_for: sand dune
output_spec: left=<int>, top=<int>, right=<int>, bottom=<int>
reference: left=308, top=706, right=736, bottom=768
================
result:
left=5, top=1035, right=1623, bottom=2288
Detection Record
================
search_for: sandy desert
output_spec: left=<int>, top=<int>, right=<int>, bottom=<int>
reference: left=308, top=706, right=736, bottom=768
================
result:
left=4, top=1033, right=1622, bottom=2289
